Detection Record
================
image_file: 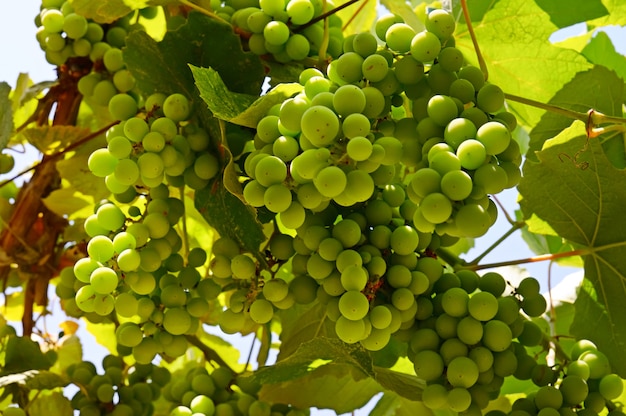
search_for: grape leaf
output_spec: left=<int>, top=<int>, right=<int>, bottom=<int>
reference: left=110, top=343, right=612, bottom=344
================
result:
left=85, top=321, right=117, bottom=355
left=588, top=0, right=626, bottom=27
left=20, top=125, right=90, bottom=155
left=1, top=337, right=51, bottom=375
left=380, top=0, right=424, bottom=32
left=453, top=0, right=591, bottom=128
left=252, top=338, right=378, bottom=413
left=69, top=0, right=166, bottom=23
left=370, top=393, right=434, bottom=416
left=29, top=391, right=73, bottom=416
left=195, top=181, right=265, bottom=257
left=373, top=366, right=424, bottom=401
left=42, top=188, right=92, bottom=218
left=534, top=0, right=608, bottom=28
left=125, top=12, right=263, bottom=100
left=56, top=152, right=111, bottom=204
left=337, top=0, right=378, bottom=37
left=50, top=334, right=83, bottom=376
left=527, top=66, right=624, bottom=158
left=581, top=31, right=626, bottom=82
left=0, top=82, right=13, bottom=150
left=191, top=65, right=302, bottom=129
left=277, top=302, right=336, bottom=361
left=0, top=370, right=66, bottom=391
left=519, top=121, right=626, bottom=377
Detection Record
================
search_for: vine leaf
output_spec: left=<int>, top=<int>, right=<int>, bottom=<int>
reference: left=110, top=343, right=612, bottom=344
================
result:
left=0, top=370, right=66, bottom=391
left=527, top=66, right=624, bottom=158
left=337, top=0, right=378, bottom=36
left=581, top=32, right=626, bottom=82
left=534, top=0, right=608, bottom=28
left=20, top=125, right=90, bottom=155
left=370, top=392, right=433, bottom=416
left=0, top=82, right=12, bottom=149
left=29, top=391, right=73, bottom=416
left=519, top=121, right=626, bottom=377
left=277, top=302, right=336, bottom=361
left=453, top=0, right=591, bottom=128
left=191, top=65, right=302, bottom=129
left=69, top=0, right=154, bottom=23
left=1, top=337, right=51, bottom=375
left=380, top=0, right=424, bottom=32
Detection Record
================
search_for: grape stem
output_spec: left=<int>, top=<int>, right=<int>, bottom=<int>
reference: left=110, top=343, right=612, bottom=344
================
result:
left=0, top=121, right=118, bottom=189
left=178, top=185, right=190, bottom=260
left=467, top=221, right=525, bottom=265
left=293, top=0, right=361, bottom=33
left=464, top=248, right=589, bottom=271
left=460, top=0, right=488, bottom=81
left=185, top=334, right=237, bottom=373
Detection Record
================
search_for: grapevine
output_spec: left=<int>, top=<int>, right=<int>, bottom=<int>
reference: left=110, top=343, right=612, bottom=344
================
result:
left=1, top=1, right=626, bottom=416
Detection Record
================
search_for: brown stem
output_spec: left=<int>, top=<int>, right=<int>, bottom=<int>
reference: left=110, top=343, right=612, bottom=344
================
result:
left=293, top=0, right=361, bottom=33
left=464, top=248, right=590, bottom=271
left=461, top=0, right=488, bottom=81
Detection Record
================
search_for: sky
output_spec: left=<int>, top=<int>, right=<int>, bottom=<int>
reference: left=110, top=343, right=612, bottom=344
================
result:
left=0, top=3, right=625, bottom=415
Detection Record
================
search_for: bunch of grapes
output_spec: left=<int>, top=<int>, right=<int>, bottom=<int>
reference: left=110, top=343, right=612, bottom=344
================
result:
left=219, top=0, right=344, bottom=62
left=486, top=339, right=625, bottom=416
left=67, top=355, right=171, bottom=416
left=161, top=363, right=309, bottom=416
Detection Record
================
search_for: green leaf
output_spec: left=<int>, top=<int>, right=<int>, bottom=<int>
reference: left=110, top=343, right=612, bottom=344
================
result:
left=192, top=65, right=302, bottom=129
left=527, top=66, right=624, bottom=157
left=29, top=391, right=73, bottom=416
left=42, top=188, right=92, bottom=218
left=454, top=0, right=591, bottom=128
left=277, top=302, right=336, bottom=361
left=253, top=338, right=378, bottom=413
left=581, top=31, right=626, bottom=82
left=519, top=121, right=626, bottom=377
left=517, top=211, right=585, bottom=268
left=380, top=0, right=424, bottom=32
left=194, top=331, right=246, bottom=373
left=2, top=337, right=50, bottom=375
left=21, top=125, right=90, bottom=155
left=534, top=0, right=608, bottom=28
left=370, top=393, right=434, bottom=416
left=337, top=0, right=378, bottom=36
left=69, top=0, right=153, bottom=23
left=194, top=181, right=265, bottom=258
left=125, top=12, right=263, bottom=99
left=50, top=334, right=83, bottom=376
left=588, top=0, right=626, bottom=27
left=56, top=152, right=111, bottom=205
left=85, top=321, right=117, bottom=355
left=373, top=366, right=424, bottom=401
left=0, top=82, right=13, bottom=150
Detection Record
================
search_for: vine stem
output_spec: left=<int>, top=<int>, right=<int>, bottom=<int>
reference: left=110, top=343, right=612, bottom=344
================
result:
left=468, top=222, right=525, bottom=265
left=185, top=334, right=236, bottom=373
left=465, top=248, right=590, bottom=271
left=178, top=185, right=190, bottom=260
left=0, top=121, right=118, bottom=189
left=492, top=194, right=517, bottom=225
left=293, top=0, right=360, bottom=33
left=460, top=0, right=488, bottom=80
left=177, top=0, right=228, bottom=23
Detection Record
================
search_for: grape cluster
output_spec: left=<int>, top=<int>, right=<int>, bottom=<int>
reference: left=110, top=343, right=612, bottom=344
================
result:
left=162, top=363, right=308, bottom=416
left=220, top=0, right=344, bottom=62
left=487, top=340, right=625, bottom=416
left=67, top=354, right=170, bottom=416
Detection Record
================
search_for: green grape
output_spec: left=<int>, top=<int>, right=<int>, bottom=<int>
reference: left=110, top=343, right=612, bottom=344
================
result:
left=362, top=54, right=389, bottom=82
left=313, top=166, right=347, bottom=198
left=394, top=55, right=424, bottom=85
left=362, top=86, right=386, bottom=118
left=441, top=287, right=469, bottom=317
left=249, top=299, right=274, bottom=324
left=447, top=356, right=479, bottom=388
left=482, top=320, right=512, bottom=352
left=425, top=9, right=455, bottom=40
left=459, top=65, right=485, bottom=91
left=437, top=47, right=464, bottom=72
left=96, top=203, right=126, bottom=231
left=116, top=322, right=143, bottom=347
left=521, top=293, right=547, bottom=317
left=449, top=79, right=475, bottom=104
left=142, top=131, right=165, bottom=152
left=598, top=373, right=623, bottom=400
left=264, top=183, right=292, bottom=213
left=133, top=337, right=159, bottom=364
left=391, top=287, right=415, bottom=311
left=469, top=346, right=494, bottom=373
left=88, top=148, right=118, bottom=177
left=255, top=155, right=287, bottom=187
left=441, top=170, right=472, bottom=201
left=444, top=117, right=477, bottom=150
left=109, top=93, right=138, bottom=120
left=230, top=254, right=256, bottom=280
left=90, top=267, right=119, bottom=294
left=333, top=84, right=366, bottom=116
left=335, top=315, right=366, bottom=343
left=410, top=168, right=441, bottom=199
left=87, top=235, right=115, bottom=262
left=413, top=350, right=444, bottom=381
left=429, top=150, right=461, bottom=175
left=390, top=225, right=419, bottom=255
left=410, top=31, right=441, bottom=62
left=375, top=14, right=403, bottom=41
left=163, top=307, right=192, bottom=335
left=467, top=291, right=498, bottom=321
left=457, top=316, right=483, bottom=345
left=333, top=51, right=364, bottom=84
left=477, top=83, right=505, bottom=113
left=113, top=69, right=135, bottom=92
left=570, top=339, right=598, bottom=360
left=454, top=203, right=492, bottom=238
left=338, top=290, right=369, bottom=320
left=300, top=105, right=340, bottom=146
left=456, top=139, right=486, bottom=170
left=419, top=192, right=452, bottom=224
left=369, top=305, right=392, bottom=329
left=476, top=121, right=510, bottom=155
left=427, top=94, right=458, bottom=127
left=163, top=93, right=191, bottom=122
left=264, top=21, right=290, bottom=45
left=535, top=385, right=563, bottom=409
left=517, top=320, right=543, bottom=346
left=385, top=23, right=415, bottom=53
left=346, top=136, right=373, bottom=161
left=493, top=348, right=517, bottom=377
left=560, top=375, right=589, bottom=405
left=579, top=350, right=611, bottom=379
